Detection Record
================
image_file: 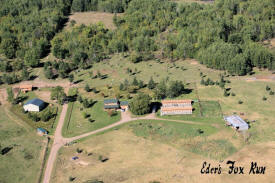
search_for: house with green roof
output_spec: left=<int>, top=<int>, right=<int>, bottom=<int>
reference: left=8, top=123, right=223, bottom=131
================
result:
left=104, top=99, right=120, bottom=109
left=103, top=99, right=129, bottom=110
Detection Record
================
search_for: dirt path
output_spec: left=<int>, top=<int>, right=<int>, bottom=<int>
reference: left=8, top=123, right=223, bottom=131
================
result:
left=43, top=104, right=68, bottom=183
left=43, top=108, right=211, bottom=183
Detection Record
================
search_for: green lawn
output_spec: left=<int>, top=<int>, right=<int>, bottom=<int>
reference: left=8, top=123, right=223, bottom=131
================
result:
left=62, top=101, right=121, bottom=137
left=0, top=106, right=45, bottom=183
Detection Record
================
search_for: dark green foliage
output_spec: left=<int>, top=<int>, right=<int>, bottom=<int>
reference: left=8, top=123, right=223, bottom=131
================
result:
left=85, top=84, right=90, bottom=92
left=130, top=93, right=151, bottom=115
left=6, top=87, right=14, bottom=104
left=132, top=77, right=138, bottom=86
left=154, top=80, right=167, bottom=99
left=82, top=98, right=94, bottom=108
left=68, top=74, right=74, bottom=83
left=119, top=83, right=124, bottom=91
left=71, top=0, right=131, bottom=13
left=0, top=0, right=274, bottom=76
left=51, top=86, right=67, bottom=104
left=167, top=80, right=185, bottom=98
left=238, top=100, right=243, bottom=104
left=148, top=77, right=155, bottom=90
left=269, top=91, right=274, bottom=95
left=262, top=96, right=267, bottom=101
left=21, top=69, right=30, bottom=81
left=0, top=0, right=71, bottom=61
left=138, top=80, right=144, bottom=88
left=223, top=90, right=230, bottom=97
left=266, top=85, right=271, bottom=91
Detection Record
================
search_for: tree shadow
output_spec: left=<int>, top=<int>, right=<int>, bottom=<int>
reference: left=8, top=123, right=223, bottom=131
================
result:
left=183, top=88, right=193, bottom=94
left=74, top=79, right=83, bottom=84
left=29, top=75, right=38, bottom=81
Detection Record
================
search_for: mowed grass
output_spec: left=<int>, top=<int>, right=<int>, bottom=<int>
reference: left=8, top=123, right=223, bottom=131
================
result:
left=0, top=106, right=45, bottom=183
left=63, top=101, right=121, bottom=137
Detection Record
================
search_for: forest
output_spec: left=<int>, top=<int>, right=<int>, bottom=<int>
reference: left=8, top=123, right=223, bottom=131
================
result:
left=0, top=0, right=274, bottom=83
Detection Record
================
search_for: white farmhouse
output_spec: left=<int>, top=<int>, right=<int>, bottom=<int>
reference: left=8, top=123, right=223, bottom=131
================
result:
left=23, top=98, right=46, bottom=112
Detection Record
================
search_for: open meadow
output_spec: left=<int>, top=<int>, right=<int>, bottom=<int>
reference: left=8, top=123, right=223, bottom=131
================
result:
left=51, top=121, right=275, bottom=183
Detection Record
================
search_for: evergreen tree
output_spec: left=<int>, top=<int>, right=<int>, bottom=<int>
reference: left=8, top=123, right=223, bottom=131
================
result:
left=85, top=84, right=90, bottom=92
left=132, top=77, right=138, bottom=86
left=148, top=77, right=155, bottom=89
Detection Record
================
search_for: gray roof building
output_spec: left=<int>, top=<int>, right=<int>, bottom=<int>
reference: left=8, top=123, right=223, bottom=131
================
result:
left=104, top=99, right=119, bottom=109
left=224, top=115, right=249, bottom=131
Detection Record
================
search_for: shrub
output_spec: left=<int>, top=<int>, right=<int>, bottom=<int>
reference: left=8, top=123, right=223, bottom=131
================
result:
left=269, top=91, right=274, bottom=95
left=262, top=96, right=267, bottom=101
left=69, top=176, right=75, bottom=182
left=266, top=85, right=271, bottom=91
left=82, top=112, right=90, bottom=118
left=238, top=100, right=243, bottom=104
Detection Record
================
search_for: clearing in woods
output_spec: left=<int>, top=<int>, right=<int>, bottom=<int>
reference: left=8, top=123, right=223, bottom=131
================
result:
left=67, top=12, right=123, bottom=30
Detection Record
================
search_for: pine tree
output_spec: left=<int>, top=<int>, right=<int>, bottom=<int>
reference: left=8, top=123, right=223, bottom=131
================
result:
left=132, top=77, right=138, bottom=86
left=85, top=84, right=90, bottom=92
left=119, top=83, right=124, bottom=91
left=148, top=77, right=155, bottom=89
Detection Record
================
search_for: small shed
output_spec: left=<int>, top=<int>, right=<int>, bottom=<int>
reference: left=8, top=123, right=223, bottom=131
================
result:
left=104, top=99, right=119, bottom=109
left=23, top=98, right=46, bottom=112
left=120, top=101, right=129, bottom=110
left=37, top=128, right=48, bottom=135
left=224, top=115, right=249, bottom=131
left=19, top=85, right=33, bottom=93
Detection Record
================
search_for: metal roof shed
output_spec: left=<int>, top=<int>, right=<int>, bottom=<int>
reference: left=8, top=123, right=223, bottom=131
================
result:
left=23, top=98, right=46, bottom=112
left=224, top=115, right=249, bottom=131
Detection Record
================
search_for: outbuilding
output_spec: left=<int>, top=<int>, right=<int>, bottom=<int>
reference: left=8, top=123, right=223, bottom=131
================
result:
left=19, top=84, right=33, bottom=93
left=120, top=101, right=129, bottom=111
left=224, top=115, right=249, bottom=131
left=37, top=128, right=48, bottom=136
left=23, top=98, right=46, bottom=112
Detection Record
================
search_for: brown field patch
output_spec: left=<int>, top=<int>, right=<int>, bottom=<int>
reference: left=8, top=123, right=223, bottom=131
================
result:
left=34, top=90, right=51, bottom=103
left=68, top=12, right=123, bottom=30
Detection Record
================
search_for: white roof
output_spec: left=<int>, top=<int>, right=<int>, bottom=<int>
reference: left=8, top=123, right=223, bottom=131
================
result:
left=224, top=115, right=248, bottom=128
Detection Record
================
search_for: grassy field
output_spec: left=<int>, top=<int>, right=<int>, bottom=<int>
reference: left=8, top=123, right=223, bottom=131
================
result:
left=0, top=106, right=45, bottom=183
left=62, top=101, right=121, bottom=137
left=51, top=118, right=250, bottom=183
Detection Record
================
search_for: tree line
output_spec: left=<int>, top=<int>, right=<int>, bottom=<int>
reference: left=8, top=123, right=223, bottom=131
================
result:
left=0, top=0, right=274, bottom=81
